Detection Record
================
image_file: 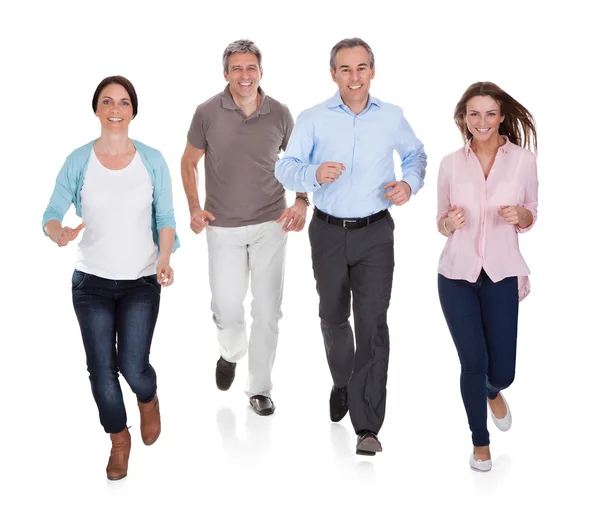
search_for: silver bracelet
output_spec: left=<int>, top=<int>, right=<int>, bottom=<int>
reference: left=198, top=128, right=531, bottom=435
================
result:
left=442, top=217, right=453, bottom=236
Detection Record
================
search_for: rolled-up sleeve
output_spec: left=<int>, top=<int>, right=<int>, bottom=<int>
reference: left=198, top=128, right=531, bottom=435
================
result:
left=154, top=153, right=179, bottom=250
left=41, top=158, right=75, bottom=235
left=516, top=157, right=538, bottom=233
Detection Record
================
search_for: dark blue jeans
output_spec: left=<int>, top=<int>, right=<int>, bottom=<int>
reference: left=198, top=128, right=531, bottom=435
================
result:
left=438, top=270, right=518, bottom=446
left=71, top=270, right=161, bottom=434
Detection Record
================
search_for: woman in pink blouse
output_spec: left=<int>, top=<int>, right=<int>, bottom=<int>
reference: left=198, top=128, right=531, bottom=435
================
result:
left=437, top=82, right=538, bottom=472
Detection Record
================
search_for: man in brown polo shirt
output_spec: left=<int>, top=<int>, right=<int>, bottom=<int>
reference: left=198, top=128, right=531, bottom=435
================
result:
left=181, top=39, right=308, bottom=416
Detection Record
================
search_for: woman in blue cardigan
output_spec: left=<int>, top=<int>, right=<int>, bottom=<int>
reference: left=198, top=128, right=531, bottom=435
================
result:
left=42, top=76, right=179, bottom=481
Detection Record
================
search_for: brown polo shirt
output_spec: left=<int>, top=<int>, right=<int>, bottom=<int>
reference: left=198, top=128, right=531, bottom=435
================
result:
left=187, top=86, right=294, bottom=227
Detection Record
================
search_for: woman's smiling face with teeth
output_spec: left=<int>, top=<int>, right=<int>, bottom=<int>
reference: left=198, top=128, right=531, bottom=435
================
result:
left=465, top=95, right=505, bottom=143
left=95, top=83, right=134, bottom=132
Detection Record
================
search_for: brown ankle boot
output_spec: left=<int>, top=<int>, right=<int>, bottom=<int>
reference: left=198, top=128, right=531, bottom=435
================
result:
left=138, top=394, right=161, bottom=445
left=106, top=427, right=131, bottom=481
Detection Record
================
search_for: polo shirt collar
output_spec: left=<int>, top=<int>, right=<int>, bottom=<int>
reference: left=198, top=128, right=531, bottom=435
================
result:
left=222, top=85, right=271, bottom=115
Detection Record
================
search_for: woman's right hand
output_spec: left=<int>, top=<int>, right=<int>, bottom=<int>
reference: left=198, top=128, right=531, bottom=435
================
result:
left=54, top=222, right=85, bottom=247
left=447, top=205, right=466, bottom=231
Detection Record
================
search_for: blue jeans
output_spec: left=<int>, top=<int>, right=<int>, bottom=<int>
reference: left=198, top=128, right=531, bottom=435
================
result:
left=438, top=270, right=519, bottom=446
left=71, top=270, right=161, bottom=434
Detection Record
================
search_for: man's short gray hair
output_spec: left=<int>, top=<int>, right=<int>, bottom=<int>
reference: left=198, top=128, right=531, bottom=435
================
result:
left=329, top=38, right=375, bottom=70
left=222, top=39, right=263, bottom=73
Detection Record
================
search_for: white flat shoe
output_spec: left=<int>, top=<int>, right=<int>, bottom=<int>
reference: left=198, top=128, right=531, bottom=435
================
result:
left=488, top=392, right=512, bottom=432
left=469, top=453, right=492, bottom=472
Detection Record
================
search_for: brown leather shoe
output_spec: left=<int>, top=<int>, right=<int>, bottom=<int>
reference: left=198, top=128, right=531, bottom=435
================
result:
left=356, top=431, right=382, bottom=456
left=106, top=427, right=131, bottom=480
left=249, top=395, right=275, bottom=416
left=138, top=394, right=161, bottom=445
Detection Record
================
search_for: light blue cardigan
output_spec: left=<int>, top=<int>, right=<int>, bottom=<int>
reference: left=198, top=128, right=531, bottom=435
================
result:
left=42, top=139, right=180, bottom=253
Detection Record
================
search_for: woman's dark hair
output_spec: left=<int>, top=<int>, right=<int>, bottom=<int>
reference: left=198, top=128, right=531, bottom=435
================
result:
left=92, top=76, right=138, bottom=117
left=454, top=81, right=537, bottom=152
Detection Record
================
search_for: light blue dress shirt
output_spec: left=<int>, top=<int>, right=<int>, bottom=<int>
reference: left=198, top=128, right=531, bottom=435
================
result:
left=275, top=91, right=427, bottom=218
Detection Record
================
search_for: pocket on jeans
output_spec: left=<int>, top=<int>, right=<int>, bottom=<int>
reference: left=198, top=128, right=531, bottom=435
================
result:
left=71, top=270, right=88, bottom=291
left=140, top=275, right=162, bottom=295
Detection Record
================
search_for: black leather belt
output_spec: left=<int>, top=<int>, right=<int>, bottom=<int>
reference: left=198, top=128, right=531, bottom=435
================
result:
left=314, top=208, right=389, bottom=229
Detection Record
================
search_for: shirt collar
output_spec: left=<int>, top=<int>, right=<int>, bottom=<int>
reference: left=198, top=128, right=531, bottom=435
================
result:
left=221, top=85, right=271, bottom=115
left=326, top=90, right=380, bottom=114
left=464, top=135, right=510, bottom=156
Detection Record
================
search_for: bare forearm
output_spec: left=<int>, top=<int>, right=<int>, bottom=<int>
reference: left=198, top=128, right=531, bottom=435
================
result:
left=158, top=227, right=175, bottom=259
left=44, top=220, right=63, bottom=243
left=181, top=160, right=202, bottom=212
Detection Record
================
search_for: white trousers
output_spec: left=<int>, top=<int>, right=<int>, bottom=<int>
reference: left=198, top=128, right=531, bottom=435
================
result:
left=206, top=220, right=287, bottom=397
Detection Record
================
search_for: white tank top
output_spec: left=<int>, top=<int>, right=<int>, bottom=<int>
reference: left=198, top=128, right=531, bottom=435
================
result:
left=75, top=150, right=158, bottom=280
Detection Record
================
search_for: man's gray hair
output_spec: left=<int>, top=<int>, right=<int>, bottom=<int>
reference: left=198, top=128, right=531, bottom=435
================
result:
left=222, top=39, right=263, bottom=73
left=329, top=38, right=375, bottom=70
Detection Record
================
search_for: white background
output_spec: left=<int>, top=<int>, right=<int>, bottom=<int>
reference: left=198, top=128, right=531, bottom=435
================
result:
left=1, top=0, right=598, bottom=505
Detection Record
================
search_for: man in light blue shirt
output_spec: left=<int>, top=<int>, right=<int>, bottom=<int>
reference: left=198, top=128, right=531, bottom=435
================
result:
left=275, top=38, right=426, bottom=456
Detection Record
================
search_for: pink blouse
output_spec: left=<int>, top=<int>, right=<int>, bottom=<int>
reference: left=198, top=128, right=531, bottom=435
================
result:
left=437, top=137, right=538, bottom=301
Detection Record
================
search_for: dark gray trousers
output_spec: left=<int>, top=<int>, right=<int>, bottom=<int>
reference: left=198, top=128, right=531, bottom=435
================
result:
left=308, top=211, right=395, bottom=434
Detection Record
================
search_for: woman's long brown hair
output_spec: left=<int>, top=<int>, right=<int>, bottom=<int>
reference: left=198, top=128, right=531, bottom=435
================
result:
left=454, top=82, right=537, bottom=153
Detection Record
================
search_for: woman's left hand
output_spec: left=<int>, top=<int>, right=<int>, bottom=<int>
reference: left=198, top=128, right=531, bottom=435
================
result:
left=498, top=205, right=525, bottom=225
left=156, top=257, right=174, bottom=287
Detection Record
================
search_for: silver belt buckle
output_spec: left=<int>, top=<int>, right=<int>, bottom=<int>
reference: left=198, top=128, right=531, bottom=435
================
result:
left=342, top=219, right=357, bottom=229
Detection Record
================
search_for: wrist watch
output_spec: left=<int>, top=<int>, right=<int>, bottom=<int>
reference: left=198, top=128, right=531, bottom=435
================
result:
left=296, top=195, right=310, bottom=206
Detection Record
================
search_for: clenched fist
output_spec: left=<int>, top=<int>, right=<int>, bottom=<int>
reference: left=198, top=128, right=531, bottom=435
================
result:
left=316, top=162, right=345, bottom=184
left=498, top=205, right=524, bottom=226
left=383, top=181, right=411, bottom=206
left=190, top=208, right=215, bottom=234
left=156, top=257, right=174, bottom=287
left=447, top=205, right=466, bottom=231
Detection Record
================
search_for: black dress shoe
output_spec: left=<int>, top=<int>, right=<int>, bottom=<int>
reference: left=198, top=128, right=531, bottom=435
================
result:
left=330, top=385, right=348, bottom=422
left=249, top=395, right=275, bottom=416
left=356, top=431, right=382, bottom=456
left=216, top=357, right=236, bottom=391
